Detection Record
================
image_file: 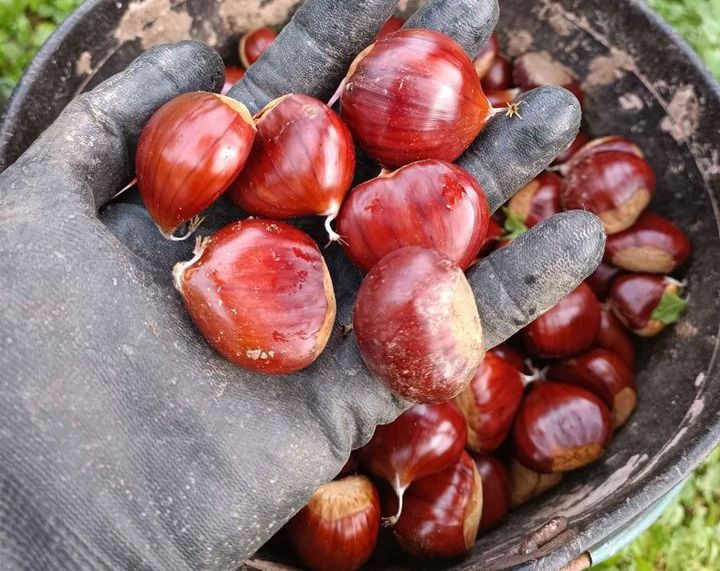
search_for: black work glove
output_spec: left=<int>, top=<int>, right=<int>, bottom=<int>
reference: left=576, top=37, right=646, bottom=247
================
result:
left=0, top=0, right=605, bottom=569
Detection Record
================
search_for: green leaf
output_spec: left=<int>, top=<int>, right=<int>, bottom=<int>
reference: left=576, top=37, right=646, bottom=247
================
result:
left=651, top=290, right=689, bottom=324
left=501, top=207, right=528, bottom=242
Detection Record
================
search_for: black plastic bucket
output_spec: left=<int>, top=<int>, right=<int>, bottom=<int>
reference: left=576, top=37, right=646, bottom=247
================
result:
left=2, top=1, right=719, bottom=568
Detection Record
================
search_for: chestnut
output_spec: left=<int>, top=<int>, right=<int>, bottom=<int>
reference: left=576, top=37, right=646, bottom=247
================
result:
left=337, top=160, right=490, bottom=272
left=478, top=217, right=504, bottom=256
left=548, top=348, right=637, bottom=429
left=563, top=135, right=644, bottom=173
left=561, top=151, right=656, bottom=234
left=481, top=54, right=513, bottom=92
left=230, top=94, right=355, bottom=242
left=454, top=352, right=525, bottom=453
left=604, top=211, right=691, bottom=273
left=337, top=452, right=359, bottom=479
left=521, top=283, right=602, bottom=359
left=239, top=26, right=278, bottom=68
left=470, top=454, right=511, bottom=532
left=512, top=382, right=612, bottom=473
left=287, top=475, right=380, bottom=571
left=513, top=52, right=584, bottom=103
left=473, top=33, right=499, bottom=79
left=375, top=16, right=405, bottom=40
left=609, top=274, right=688, bottom=337
left=551, top=131, right=589, bottom=166
left=359, top=403, right=467, bottom=523
left=509, top=459, right=563, bottom=508
left=173, top=219, right=336, bottom=374
left=507, top=172, right=563, bottom=228
left=222, top=65, right=245, bottom=95
left=596, top=307, right=636, bottom=369
left=586, top=262, right=622, bottom=301
left=354, top=247, right=484, bottom=403
left=485, top=88, right=522, bottom=108
left=488, top=342, right=527, bottom=373
left=340, top=29, right=491, bottom=168
left=390, top=451, right=482, bottom=559
left=136, top=92, right=256, bottom=238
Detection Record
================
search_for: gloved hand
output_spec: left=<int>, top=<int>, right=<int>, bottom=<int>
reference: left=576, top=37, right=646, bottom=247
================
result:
left=0, top=0, right=605, bottom=569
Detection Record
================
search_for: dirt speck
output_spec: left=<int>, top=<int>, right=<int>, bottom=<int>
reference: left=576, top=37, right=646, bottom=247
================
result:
left=676, top=320, right=699, bottom=339
left=660, top=84, right=700, bottom=143
left=115, top=0, right=193, bottom=49
left=75, top=51, right=93, bottom=75
left=619, top=92, right=644, bottom=111
left=544, top=3, right=573, bottom=36
left=506, top=29, right=534, bottom=57
left=583, top=48, right=636, bottom=89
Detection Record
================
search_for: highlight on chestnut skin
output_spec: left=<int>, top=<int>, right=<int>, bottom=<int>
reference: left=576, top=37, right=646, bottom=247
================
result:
left=471, top=454, right=511, bottom=532
left=136, top=92, right=256, bottom=239
left=230, top=94, right=356, bottom=242
left=512, top=381, right=613, bottom=474
left=337, top=160, right=490, bottom=272
left=521, top=283, right=602, bottom=359
left=173, top=219, right=336, bottom=374
left=359, top=403, right=467, bottom=525
left=287, top=475, right=380, bottom=571
left=353, top=247, right=484, bottom=403
left=388, top=451, right=483, bottom=559
left=340, top=29, right=491, bottom=168
left=604, top=210, right=691, bottom=274
left=239, top=26, right=277, bottom=68
left=562, top=135, right=644, bottom=173
left=454, top=352, right=525, bottom=453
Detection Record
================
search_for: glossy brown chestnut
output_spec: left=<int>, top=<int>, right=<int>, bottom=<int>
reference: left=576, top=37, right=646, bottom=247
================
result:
left=173, top=219, right=336, bottom=374
left=485, top=88, right=522, bottom=108
left=359, top=403, right=467, bottom=522
left=239, top=26, right=278, bottom=68
left=337, top=160, right=490, bottom=272
left=478, top=217, right=504, bottom=256
left=513, top=381, right=613, bottom=473
left=473, top=33, right=499, bottom=79
left=481, top=54, right=513, bottom=91
left=375, top=16, right=405, bottom=40
left=551, top=131, right=589, bottom=166
left=509, top=459, right=563, bottom=508
left=454, top=353, right=525, bottom=453
left=471, top=454, right=511, bottom=531
left=222, top=65, right=245, bottom=95
left=340, top=29, right=491, bottom=168
left=390, top=451, right=483, bottom=559
left=354, top=247, right=484, bottom=403
left=230, top=94, right=355, bottom=240
left=512, top=52, right=584, bottom=103
left=288, top=475, right=380, bottom=571
left=596, top=307, right=636, bottom=369
left=561, top=151, right=656, bottom=234
left=521, top=283, right=601, bottom=359
left=604, top=211, right=692, bottom=273
left=507, top=171, right=563, bottom=228
left=136, top=92, right=256, bottom=238
left=586, top=262, right=622, bottom=300
left=337, top=452, right=359, bottom=479
left=548, top=348, right=637, bottom=429
left=562, top=135, right=644, bottom=173
left=609, top=274, right=688, bottom=337
left=489, top=342, right=527, bottom=373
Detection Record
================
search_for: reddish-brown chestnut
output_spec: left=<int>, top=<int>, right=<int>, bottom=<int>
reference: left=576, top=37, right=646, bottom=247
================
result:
left=561, top=151, right=656, bottom=234
left=586, top=262, right=622, bottom=301
left=239, top=26, right=277, bottom=68
left=473, top=34, right=500, bottom=79
left=390, top=451, right=483, bottom=559
left=337, top=160, right=489, bottom=272
left=222, top=66, right=245, bottom=94
left=513, top=381, right=613, bottom=473
left=548, top=348, right=637, bottom=429
left=596, top=307, right=636, bottom=369
left=454, top=353, right=525, bottom=453
left=230, top=94, right=355, bottom=241
left=521, top=283, right=601, bottom=359
left=336, top=452, right=359, bottom=479
left=359, top=403, right=467, bottom=523
left=173, top=219, right=336, bottom=374
left=604, top=211, right=691, bottom=273
left=375, top=16, right=405, bottom=40
left=136, top=92, right=256, bottom=238
left=478, top=218, right=504, bottom=256
left=481, top=54, right=513, bottom=91
left=340, top=29, right=491, bottom=168
left=562, top=135, right=644, bottom=173
left=509, top=459, right=563, bottom=508
left=609, top=274, right=688, bottom=337
left=551, top=131, right=589, bottom=166
left=354, top=247, right=484, bottom=403
left=485, top=88, right=522, bottom=108
left=471, top=454, right=511, bottom=531
left=288, top=475, right=380, bottom=571
left=507, top=172, right=563, bottom=228
left=489, top=342, right=527, bottom=373
left=513, top=52, right=584, bottom=103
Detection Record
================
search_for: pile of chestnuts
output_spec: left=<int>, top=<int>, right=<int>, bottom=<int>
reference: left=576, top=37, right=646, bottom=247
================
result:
left=131, top=16, right=690, bottom=571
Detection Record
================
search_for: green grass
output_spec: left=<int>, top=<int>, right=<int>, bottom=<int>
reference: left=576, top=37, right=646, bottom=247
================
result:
left=0, top=0, right=719, bottom=568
